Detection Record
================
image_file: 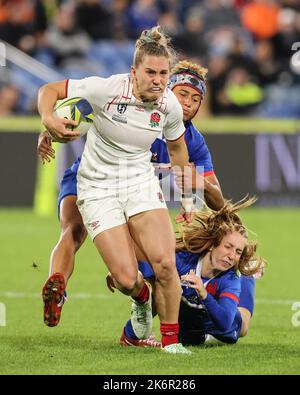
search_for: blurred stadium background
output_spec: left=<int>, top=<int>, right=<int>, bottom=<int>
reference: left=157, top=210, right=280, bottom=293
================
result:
left=1, top=0, right=300, bottom=375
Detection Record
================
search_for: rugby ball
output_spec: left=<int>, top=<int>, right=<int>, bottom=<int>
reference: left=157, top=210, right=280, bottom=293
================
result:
left=53, top=97, right=94, bottom=137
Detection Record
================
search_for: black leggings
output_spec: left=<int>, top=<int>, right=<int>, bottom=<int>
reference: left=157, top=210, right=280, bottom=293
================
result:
left=178, top=301, right=207, bottom=346
left=178, top=301, right=238, bottom=345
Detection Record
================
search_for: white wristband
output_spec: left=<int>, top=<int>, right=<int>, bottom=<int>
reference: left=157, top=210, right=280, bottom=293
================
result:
left=181, top=195, right=195, bottom=213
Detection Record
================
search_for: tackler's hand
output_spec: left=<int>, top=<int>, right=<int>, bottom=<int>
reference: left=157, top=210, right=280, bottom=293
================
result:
left=37, top=131, right=55, bottom=164
left=177, top=194, right=195, bottom=224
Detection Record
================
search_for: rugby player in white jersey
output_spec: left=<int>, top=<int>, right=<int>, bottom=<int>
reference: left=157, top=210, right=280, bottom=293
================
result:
left=38, top=26, right=193, bottom=354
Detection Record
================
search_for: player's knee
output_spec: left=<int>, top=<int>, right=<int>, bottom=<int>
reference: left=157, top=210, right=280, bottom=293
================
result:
left=114, top=273, right=138, bottom=295
left=239, top=309, right=251, bottom=338
left=239, top=326, right=249, bottom=338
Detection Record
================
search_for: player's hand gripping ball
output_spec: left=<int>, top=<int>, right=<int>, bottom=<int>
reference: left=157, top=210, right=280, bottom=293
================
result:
left=53, top=97, right=94, bottom=139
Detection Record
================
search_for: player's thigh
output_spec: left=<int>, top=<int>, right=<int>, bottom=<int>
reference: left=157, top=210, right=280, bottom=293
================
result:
left=128, top=208, right=175, bottom=262
left=126, top=176, right=174, bottom=261
left=93, top=224, right=138, bottom=281
left=77, top=194, right=138, bottom=282
left=133, top=241, right=147, bottom=261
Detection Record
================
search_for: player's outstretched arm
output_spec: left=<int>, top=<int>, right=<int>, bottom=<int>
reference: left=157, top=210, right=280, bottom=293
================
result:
left=203, top=173, right=224, bottom=211
left=174, top=165, right=224, bottom=211
left=167, top=135, right=194, bottom=223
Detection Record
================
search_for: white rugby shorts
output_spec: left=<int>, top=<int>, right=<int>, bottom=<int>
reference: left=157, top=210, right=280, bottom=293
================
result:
left=77, top=177, right=167, bottom=240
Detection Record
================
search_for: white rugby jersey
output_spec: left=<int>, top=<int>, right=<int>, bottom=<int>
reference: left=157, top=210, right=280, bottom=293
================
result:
left=67, top=73, right=185, bottom=189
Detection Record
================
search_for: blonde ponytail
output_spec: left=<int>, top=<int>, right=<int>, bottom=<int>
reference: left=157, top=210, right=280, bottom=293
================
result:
left=133, top=26, right=176, bottom=68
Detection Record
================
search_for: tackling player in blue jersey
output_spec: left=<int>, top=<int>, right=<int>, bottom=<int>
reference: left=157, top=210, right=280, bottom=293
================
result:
left=37, top=60, right=224, bottom=330
left=107, top=197, right=265, bottom=347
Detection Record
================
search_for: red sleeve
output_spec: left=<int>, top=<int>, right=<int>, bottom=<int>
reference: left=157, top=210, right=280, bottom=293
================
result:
left=219, top=292, right=239, bottom=304
left=65, top=79, right=69, bottom=97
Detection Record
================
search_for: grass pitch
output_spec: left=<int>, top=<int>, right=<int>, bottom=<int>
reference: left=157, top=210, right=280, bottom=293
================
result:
left=0, top=208, right=300, bottom=375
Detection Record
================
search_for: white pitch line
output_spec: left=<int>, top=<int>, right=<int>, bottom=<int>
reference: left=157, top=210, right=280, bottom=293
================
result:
left=255, top=299, right=299, bottom=305
left=1, top=291, right=112, bottom=299
left=0, top=292, right=298, bottom=305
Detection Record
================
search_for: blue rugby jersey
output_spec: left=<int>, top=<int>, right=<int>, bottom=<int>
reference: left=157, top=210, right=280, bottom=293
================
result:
left=57, top=121, right=214, bottom=208
left=138, top=251, right=242, bottom=342
left=150, top=121, right=214, bottom=175
left=175, top=251, right=241, bottom=335
left=57, top=157, right=81, bottom=212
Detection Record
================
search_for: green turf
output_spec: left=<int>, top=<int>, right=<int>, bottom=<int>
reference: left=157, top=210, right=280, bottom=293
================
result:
left=0, top=208, right=300, bottom=375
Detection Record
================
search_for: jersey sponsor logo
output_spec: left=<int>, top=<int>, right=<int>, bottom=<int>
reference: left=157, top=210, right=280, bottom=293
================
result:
left=149, top=112, right=161, bottom=128
left=117, top=104, right=127, bottom=114
left=112, top=114, right=127, bottom=124
left=151, top=152, right=158, bottom=162
left=89, top=220, right=100, bottom=231
left=181, top=295, right=205, bottom=309
left=135, top=105, right=145, bottom=112
left=190, top=295, right=200, bottom=304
